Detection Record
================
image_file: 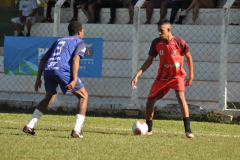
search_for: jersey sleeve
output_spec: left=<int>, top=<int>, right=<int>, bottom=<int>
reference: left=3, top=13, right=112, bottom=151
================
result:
left=181, top=41, right=190, bottom=55
left=148, top=39, right=158, bottom=58
left=74, top=41, right=86, bottom=58
left=175, top=37, right=190, bottom=55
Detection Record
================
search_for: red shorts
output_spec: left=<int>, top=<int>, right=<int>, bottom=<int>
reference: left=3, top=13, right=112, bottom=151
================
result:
left=148, top=77, right=185, bottom=100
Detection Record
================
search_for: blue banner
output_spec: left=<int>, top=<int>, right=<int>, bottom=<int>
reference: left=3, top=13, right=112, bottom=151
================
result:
left=4, top=36, right=103, bottom=78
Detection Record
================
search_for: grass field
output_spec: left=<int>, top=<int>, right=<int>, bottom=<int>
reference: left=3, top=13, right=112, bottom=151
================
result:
left=1, top=112, right=240, bottom=160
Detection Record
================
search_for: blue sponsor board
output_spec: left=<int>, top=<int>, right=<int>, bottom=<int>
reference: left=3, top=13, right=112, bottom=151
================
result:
left=4, top=36, right=103, bottom=78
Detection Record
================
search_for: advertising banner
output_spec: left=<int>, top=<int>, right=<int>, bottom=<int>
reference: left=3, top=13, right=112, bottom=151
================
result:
left=4, top=36, right=103, bottom=78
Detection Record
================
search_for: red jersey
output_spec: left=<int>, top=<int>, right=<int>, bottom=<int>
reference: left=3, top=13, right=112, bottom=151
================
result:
left=148, top=36, right=190, bottom=80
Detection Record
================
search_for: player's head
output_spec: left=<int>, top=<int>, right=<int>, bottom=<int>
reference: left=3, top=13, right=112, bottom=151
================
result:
left=68, top=21, right=84, bottom=39
left=157, top=19, right=171, bottom=40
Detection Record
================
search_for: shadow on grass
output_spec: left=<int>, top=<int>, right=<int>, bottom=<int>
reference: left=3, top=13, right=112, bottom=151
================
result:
left=0, top=126, right=129, bottom=136
left=84, top=129, right=129, bottom=136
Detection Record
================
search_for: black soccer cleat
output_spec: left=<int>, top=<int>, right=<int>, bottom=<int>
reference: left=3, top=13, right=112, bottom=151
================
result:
left=22, top=125, right=35, bottom=135
left=71, top=130, right=84, bottom=138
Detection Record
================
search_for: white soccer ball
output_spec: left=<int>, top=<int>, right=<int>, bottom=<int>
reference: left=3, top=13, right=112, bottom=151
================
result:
left=132, top=121, right=148, bottom=135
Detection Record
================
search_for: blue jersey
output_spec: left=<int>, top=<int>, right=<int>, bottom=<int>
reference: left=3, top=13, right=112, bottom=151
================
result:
left=43, top=36, right=86, bottom=75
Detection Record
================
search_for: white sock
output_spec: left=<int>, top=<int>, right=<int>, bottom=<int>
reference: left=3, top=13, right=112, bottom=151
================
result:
left=26, top=109, right=43, bottom=128
left=74, top=114, right=85, bottom=133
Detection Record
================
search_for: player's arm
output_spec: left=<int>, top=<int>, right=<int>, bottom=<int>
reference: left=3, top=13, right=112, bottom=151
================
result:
left=72, top=55, right=81, bottom=83
left=35, top=45, right=54, bottom=92
left=185, top=52, right=194, bottom=86
left=131, top=56, right=154, bottom=89
left=35, top=56, right=49, bottom=92
left=65, top=55, right=81, bottom=92
left=65, top=42, right=86, bottom=92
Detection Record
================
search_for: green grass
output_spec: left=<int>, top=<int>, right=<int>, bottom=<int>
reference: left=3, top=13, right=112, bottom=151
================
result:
left=1, top=112, right=240, bottom=160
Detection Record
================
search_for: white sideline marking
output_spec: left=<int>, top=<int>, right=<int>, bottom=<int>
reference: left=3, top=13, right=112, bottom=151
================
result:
left=1, top=120, right=240, bottom=138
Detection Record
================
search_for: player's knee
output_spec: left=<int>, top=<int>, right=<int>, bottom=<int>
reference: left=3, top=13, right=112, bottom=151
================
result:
left=146, top=100, right=155, bottom=108
left=27, top=19, right=31, bottom=24
left=11, top=21, right=16, bottom=25
left=75, top=90, right=88, bottom=100
left=45, top=94, right=55, bottom=103
left=176, top=92, right=185, bottom=101
left=83, top=91, right=88, bottom=99
left=195, top=1, right=201, bottom=7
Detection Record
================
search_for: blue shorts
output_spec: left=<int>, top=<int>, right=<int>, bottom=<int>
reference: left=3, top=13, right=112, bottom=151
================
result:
left=44, top=74, right=84, bottom=95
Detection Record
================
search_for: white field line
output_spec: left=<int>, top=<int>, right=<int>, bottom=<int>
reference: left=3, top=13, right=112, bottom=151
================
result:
left=1, top=120, right=240, bottom=138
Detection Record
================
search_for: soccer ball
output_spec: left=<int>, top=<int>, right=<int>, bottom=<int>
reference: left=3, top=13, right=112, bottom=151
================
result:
left=132, top=121, right=148, bottom=135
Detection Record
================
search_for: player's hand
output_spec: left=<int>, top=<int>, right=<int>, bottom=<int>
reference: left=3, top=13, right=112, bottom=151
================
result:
left=35, top=79, right=42, bottom=92
left=65, top=80, right=77, bottom=92
left=185, top=76, right=193, bottom=86
left=131, top=77, right=138, bottom=89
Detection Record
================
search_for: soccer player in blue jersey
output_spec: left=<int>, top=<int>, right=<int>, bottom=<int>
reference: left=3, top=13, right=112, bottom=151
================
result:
left=22, top=22, right=88, bottom=138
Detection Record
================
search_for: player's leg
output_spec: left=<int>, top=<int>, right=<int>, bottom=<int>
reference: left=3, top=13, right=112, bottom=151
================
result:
left=171, top=77, right=194, bottom=138
left=36, top=93, right=56, bottom=113
left=11, top=17, right=24, bottom=36
left=58, top=75, right=87, bottom=138
left=146, top=80, right=170, bottom=135
left=176, top=92, right=194, bottom=138
left=71, top=87, right=88, bottom=138
left=23, top=93, right=56, bottom=135
left=145, top=96, right=159, bottom=135
left=23, top=75, right=58, bottom=135
left=72, top=87, right=88, bottom=115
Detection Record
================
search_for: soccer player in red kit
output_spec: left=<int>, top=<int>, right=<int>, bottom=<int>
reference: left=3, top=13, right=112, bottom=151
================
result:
left=131, top=19, right=194, bottom=138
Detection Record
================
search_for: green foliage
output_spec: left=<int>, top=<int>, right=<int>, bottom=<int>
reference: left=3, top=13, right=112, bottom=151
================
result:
left=195, top=111, right=221, bottom=123
left=12, top=67, right=27, bottom=75
left=13, top=68, right=18, bottom=75
left=20, top=61, right=38, bottom=75
left=1, top=112, right=240, bottom=159
left=4, top=68, right=9, bottom=74
left=227, top=102, right=240, bottom=109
